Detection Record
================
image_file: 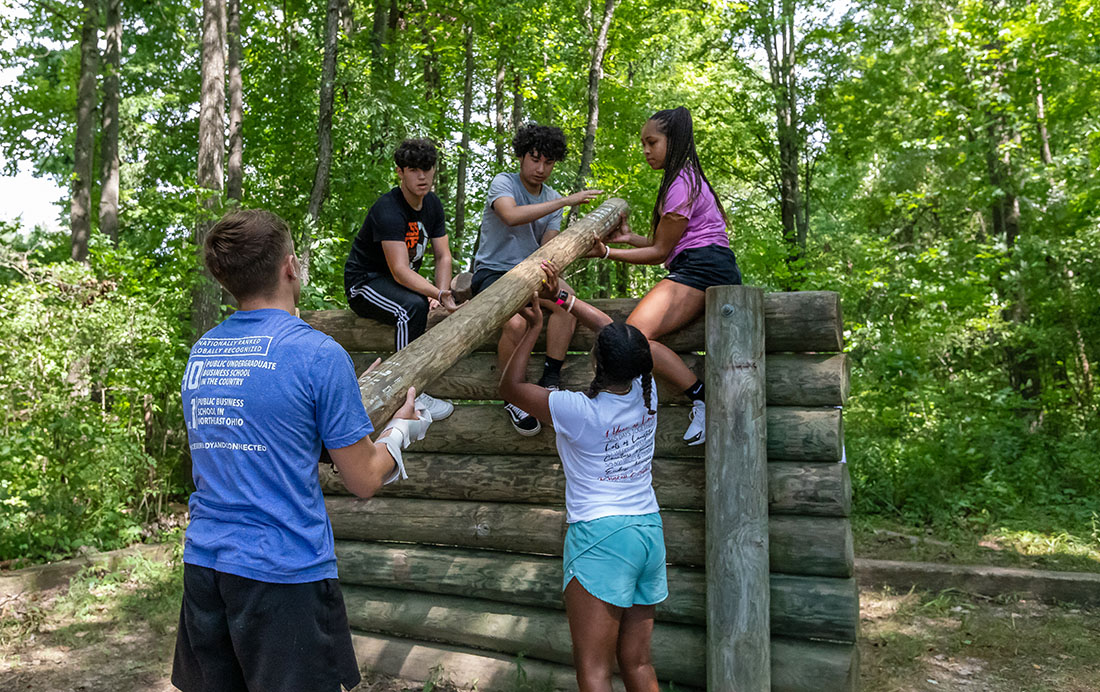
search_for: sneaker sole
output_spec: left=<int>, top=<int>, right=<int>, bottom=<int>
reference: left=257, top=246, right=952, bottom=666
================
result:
left=512, top=421, right=542, bottom=437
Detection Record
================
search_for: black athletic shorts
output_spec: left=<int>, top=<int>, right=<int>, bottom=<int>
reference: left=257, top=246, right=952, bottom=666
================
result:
left=471, top=266, right=508, bottom=296
left=665, top=245, right=742, bottom=292
left=171, top=563, right=361, bottom=692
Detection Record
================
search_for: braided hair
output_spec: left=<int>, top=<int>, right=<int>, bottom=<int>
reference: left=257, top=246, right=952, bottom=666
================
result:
left=585, top=322, right=657, bottom=415
left=647, top=106, right=727, bottom=233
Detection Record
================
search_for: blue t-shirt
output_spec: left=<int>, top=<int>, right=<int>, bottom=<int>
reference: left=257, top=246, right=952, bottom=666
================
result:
left=180, top=308, right=374, bottom=583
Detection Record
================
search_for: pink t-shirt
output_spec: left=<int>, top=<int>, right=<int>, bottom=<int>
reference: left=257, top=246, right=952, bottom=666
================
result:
left=661, top=168, right=728, bottom=266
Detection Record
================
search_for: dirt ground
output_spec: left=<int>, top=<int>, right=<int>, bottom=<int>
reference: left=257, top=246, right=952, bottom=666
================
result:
left=1, top=559, right=1098, bottom=691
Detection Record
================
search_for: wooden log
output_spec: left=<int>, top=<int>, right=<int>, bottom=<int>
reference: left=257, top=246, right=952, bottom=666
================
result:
left=450, top=271, right=473, bottom=303
left=354, top=198, right=628, bottom=426
left=335, top=541, right=859, bottom=642
left=350, top=351, right=849, bottom=407
left=343, top=584, right=706, bottom=686
left=772, top=637, right=859, bottom=692
left=768, top=460, right=851, bottom=517
left=343, top=586, right=857, bottom=692
left=350, top=631, right=696, bottom=691
left=326, top=496, right=854, bottom=576
left=705, top=285, right=769, bottom=691
left=770, top=514, right=855, bottom=578
left=400, top=403, right=841, bottom=462
left=321, top=455, right=851, bottom=517
left=302, top=292, right=844, bottom=355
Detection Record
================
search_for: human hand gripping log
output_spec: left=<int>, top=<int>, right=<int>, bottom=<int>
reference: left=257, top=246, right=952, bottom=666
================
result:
left=355, top=197, right=629, bottom=429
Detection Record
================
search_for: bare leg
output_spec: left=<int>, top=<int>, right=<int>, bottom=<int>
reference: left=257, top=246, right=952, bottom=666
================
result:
left=616, top=604, right=658, bottom=692
left=626, top=280, right=706, bottom=394
left=541, top=278, right=578, bottom=361
left=496, top=314, right=527, bottom=377
left=565, top=578, right=621, bottom=692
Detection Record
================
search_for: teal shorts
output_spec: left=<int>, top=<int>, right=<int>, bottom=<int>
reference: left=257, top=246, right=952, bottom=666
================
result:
left=562, top=513, right=668, bottom=609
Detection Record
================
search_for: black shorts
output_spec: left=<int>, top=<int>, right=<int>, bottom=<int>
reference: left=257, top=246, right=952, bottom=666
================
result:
left=665, top=245, right=742, bottom=292
left=172, top=563, right=361, bottom=692
left=346, top=275, right=430, bottom=351
left=471, top=267, right=508, bottom=296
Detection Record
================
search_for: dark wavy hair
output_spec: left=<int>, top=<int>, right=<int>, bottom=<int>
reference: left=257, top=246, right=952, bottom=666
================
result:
left=512, top=122, right=567, bottom=162
left=648, top=106, right=726, bottom=232
left=204, top=209, right=293, bottom=301
left=586, top=322, right=656, bottom=415
left=394, top=138, right=439, bottom=170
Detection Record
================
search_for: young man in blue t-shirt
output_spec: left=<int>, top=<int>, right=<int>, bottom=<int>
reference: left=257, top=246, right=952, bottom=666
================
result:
left=172, top=209, right=432, bottom=692
left=471, top=123, right=602, bottom=435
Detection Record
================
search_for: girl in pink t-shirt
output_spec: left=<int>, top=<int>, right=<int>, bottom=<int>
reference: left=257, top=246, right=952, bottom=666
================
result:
left=591, top=106, right=741, bottom=446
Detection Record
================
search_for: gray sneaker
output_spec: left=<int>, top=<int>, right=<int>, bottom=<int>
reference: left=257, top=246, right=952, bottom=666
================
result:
left=415, top=392, right=454, bottom=421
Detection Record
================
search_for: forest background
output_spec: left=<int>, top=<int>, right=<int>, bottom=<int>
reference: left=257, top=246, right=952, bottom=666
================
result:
left=0, top=0, right=1097, bottom=565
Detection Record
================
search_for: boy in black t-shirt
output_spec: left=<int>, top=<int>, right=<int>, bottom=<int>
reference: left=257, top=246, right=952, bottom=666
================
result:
left=344, top=138, right=459, bottom=420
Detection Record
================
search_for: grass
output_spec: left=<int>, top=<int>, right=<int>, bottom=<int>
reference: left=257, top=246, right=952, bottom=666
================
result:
left=853, top=513, right=1100, bottom=573
left=861, top=587, right=1100, bottom=691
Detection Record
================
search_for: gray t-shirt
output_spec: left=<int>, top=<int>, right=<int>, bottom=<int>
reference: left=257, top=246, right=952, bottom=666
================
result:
left=473, top=172, right=562, bottom=273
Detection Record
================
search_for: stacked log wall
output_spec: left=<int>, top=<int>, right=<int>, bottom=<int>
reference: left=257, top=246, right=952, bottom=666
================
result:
left=307, top=291, right=857, bottom=691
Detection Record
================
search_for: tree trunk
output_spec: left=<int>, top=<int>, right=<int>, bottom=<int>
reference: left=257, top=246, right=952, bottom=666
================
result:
left=70, top=0, right=98, bottom=263
left=493, top=56, right=506, bottom=167
left=453, top=23, right=474, bottom=250
left=511, top=71, right=523, bottom=131
left=1035, top=70, right=1053, bottom=165
left=303, top=0, right=341, bottom=287
left=565, top=0, right=618, bottom=232
left=758, top=0, right=807, bottom=277
left=193, top=0, right=227, bottom=339
left=97, top=0, right=121, bottom=246
left=226, top=0, right=243, bottom=202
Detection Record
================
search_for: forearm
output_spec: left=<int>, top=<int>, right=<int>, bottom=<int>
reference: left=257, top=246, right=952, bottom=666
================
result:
left=330, top=435, right=399, bottom=499
left=433, top=256, right=453, bottom=291
left=496, top=198, right=566, bottom=226
left=394, top=266, right=445, bottom=300
left=499, top=326, right=540, bottom=399
left=566, top=295, right=612, bottom=333
left=608, top=244, right=668, bottom=265
left=619, top=232, right=651, bottom=248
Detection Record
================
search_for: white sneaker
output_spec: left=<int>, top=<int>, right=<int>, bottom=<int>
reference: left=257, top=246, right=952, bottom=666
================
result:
left=683, top=400, right=705, bottom=446
left=415, top=392, right=454, bottom=421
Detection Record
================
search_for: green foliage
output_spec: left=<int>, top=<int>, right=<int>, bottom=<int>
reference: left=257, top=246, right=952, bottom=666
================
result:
left=0, top=228, right=191, bottom=563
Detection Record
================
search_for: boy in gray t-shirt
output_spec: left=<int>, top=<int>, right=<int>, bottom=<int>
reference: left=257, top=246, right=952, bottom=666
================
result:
left=471, top=123, right=601, bottom=436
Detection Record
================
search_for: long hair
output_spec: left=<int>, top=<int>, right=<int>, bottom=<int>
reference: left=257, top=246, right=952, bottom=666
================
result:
left=648, top=106, right=727, bottom=232
left=585, top=322, right=657, bottom=415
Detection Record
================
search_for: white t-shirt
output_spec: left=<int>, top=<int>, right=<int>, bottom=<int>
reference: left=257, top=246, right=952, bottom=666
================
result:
left=548, top=378, right=660, bottom=523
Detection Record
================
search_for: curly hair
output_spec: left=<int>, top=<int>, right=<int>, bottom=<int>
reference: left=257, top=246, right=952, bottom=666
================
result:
left=585, top=321, right=656, bottom=415
left=512, top=123, right=567, bottom=162
left=394, top=138, right=439, bottom=170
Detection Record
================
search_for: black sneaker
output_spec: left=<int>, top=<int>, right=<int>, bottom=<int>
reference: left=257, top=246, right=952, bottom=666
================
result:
left=504, top=403, right=541, bottom=436
left=537, top=374, right=561, bottom=391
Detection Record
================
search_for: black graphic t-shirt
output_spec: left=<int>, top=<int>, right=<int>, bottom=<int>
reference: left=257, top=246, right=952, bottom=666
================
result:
left=344, top=187, right=446, bottom=291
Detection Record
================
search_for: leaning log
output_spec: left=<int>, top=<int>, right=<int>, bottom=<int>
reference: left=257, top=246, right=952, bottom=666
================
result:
left=334, top=541, right=859, bottom=642
left=349, top=351, right=849, bottom=407
left=354, top=198, right=627, bottom=426
left=399, top=403, right=842, bottom=462
left=320, top=455, right=852, bottom=517
left=343, top=586, right=858, bottom=692
left=301, top=292, right=844, bottom=356
left=325, top=496, right=854, bottom=576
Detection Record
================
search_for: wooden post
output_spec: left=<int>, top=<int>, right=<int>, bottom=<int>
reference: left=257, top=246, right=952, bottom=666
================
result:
left=705, top=285, right=769, bottom=690
left=358, top=198, right=627, bottom=426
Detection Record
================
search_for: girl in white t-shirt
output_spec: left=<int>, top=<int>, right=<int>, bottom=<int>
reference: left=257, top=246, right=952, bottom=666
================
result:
left=500, top=267, right=666, bottom=692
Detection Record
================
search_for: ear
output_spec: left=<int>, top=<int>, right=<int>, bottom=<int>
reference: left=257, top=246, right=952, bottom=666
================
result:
left=285, top=253, right=299, bottom=281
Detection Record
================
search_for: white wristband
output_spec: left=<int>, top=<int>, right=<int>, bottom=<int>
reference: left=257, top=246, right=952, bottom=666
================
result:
left=602, top=244, right=611, bottom=260
left=378, top=434, right=408, bottom=485
left=566, top=294, right=577, bottom=313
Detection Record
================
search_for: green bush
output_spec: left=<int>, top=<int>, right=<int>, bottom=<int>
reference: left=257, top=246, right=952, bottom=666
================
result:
left=0, top=232, right=191, bottom=563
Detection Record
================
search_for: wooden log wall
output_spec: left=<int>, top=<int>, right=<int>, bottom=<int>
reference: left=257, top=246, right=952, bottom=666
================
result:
left=307, top=290, right=858, bottom=691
